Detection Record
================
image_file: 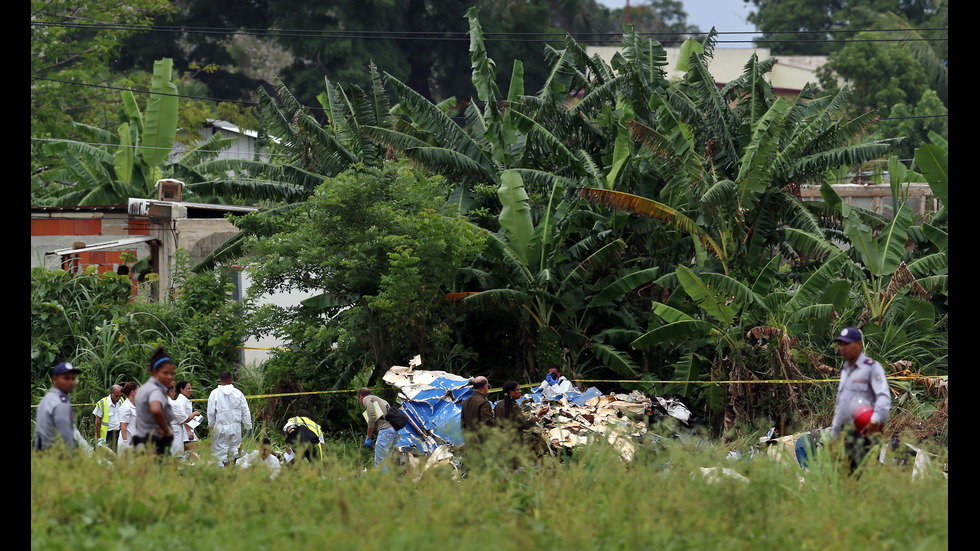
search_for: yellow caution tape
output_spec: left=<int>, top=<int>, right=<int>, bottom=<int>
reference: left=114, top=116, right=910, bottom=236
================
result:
left=35, top=387, right=375, bottom=408
left=34, top=375, right=948, bottom=408
left=570, top=375, right=948, bottom=385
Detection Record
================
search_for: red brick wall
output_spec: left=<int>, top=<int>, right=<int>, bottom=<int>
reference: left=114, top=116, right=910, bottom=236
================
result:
left=128, top=218, right=150, bottom=235
left=31, top=218, right=102, bottom=236
left=32, top=216, right=143, bottom=285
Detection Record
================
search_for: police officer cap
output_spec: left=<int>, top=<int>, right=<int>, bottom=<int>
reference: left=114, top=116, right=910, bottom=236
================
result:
left=52, top=361, right=80, bottom=376
left=834, top=327, right=862, bottom=343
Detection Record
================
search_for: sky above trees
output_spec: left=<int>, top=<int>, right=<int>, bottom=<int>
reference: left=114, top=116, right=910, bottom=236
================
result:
left=599, top=0, right=756, bottom=43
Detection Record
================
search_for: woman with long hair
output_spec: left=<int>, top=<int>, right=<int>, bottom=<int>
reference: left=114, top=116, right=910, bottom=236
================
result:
left=166, top=383, right=184, bottom=457
left=173, top=380, right=202, bottom=460
left=117, top=381, right=139, bottom=452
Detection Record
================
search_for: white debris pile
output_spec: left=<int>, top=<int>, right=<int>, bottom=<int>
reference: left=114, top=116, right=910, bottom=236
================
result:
left=381, top=357, right=696, bottom=463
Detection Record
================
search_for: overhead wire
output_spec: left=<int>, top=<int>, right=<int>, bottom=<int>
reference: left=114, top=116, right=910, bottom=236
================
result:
left=31, top=20, right=948, bottom=45
left=31, top=21, right=947, bottom=130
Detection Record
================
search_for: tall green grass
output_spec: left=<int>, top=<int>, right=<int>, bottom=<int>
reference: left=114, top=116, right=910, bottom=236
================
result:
left=31, top=435, right=947, bottom=550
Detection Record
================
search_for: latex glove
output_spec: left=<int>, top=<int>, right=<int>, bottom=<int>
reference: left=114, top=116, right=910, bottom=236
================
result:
left=545, top=374, right=557, bottom=385
left=364, top=438, right=373, bottom=449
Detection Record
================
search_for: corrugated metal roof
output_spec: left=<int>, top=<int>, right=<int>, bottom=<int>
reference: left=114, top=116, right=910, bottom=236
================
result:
left=204, top=118, right=260, bottom=139
left=128, top=197, right=259, bottom=217
left=46, top=236, right=156, bottom=257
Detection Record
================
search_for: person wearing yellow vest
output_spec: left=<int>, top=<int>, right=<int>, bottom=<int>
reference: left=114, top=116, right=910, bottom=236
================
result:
left=283, top=410, right=325, bottom=463
left=92, top=385, right=123, bottom=452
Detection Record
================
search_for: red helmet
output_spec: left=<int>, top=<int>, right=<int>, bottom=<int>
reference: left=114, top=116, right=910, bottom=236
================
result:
left=853, top=404, right=874, bottom=432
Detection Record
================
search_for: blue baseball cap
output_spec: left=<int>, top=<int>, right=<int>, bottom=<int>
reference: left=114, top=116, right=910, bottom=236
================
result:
left=52, top=361, right=81, bottom=376
left=834, top=327, right=863, bottom=343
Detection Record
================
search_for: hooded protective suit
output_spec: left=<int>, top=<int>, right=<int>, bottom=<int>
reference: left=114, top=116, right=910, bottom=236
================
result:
left=207, top=383, right=252, bottom=464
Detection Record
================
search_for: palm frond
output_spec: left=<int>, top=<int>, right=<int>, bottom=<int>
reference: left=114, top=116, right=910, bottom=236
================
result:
left=368, top=62, right=392, bottom=130
left=185, top=179, right=310, bottom=203
left=66, top=121, right=120, bottom=145
left=403, top=146, right=499, bottom=186
left=563, top=239, right=626, bottom=287
left=907, top=252, right=947, bottom=278
left=508, top=110, right=583, bottom=176
left=295, top=112, right=360, bottom=176
left=736, top=98, right=789, bottom=206
left=685, top=51, right=740, bottom=171
left=632, top=320, right=719, bottom=349
left=675, top=266, right=735, bottom=325
left=383, top=72, right=494, bottom=174
left=784, top=141, right=896, bottom=184
left=697, top=271, right=767, bottom=312
left=178, top=132, right=240, bottom=167
left=783, top=227, right=838, bottom=261
left=588, top=267, right=661, bottom=308
left=721, top=53, right=776, bottom=109
left=570, top=75, right=625, bottom=117
left=590, top=342, right=641, bottom=377
left=578, top=188, right=723, bottom=260
left=462, top=288, right=531, bottom=311
left=785, top=251, right=856, bottom=314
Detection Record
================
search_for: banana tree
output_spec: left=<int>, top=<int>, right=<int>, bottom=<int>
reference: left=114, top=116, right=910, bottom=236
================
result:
left=457, top=168, right=641, bottom=376
left=192, top=73, right=399, bottom=271
left=363, top=9, right=602, bottom=212
left=817, top=166, right=939, bottom=329
left=631, top=253, right=853, bottom=429
left=42, top=59, right=179, bottom=206
left=577, top=33, right=895, bottom=280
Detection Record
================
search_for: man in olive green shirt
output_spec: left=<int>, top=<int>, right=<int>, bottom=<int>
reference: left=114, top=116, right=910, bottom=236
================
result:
left=461, top=376, right=494, bottom=447
left=358, top=388, right=397, bottom=471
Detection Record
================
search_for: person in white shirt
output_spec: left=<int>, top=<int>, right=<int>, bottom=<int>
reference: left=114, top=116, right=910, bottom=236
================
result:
left=92, top=385, right=123, bottom=451
left=237, top=438, right=281, bottom=478
left=116, top=381, right=139, bottom=453
left=174, top=380, right=202, bottom=459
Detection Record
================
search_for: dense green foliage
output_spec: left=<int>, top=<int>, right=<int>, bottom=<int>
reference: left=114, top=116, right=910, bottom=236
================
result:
left=30, top=0, right=175, bottom=138
left=31, top=265, right=135, bottom=400
left=31, top=10, right=948, bottom=440
left=243, top=164, right=486, bottom=396
left=210, top=15, right=946, bottom=435
left=30, top=251, right=246, bottom=415
left=745, top=0, right=948, bottom=159
left=744, top=0, right=942, bottom=55
left=815, top=25, right=947, bottom=158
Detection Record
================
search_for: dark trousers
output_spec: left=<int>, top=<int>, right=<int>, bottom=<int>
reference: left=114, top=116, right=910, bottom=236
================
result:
left=132, top=433, right=174, bottom=456
left=844, top=430, right=877, bottom=474
left=105, top=430, right=120, bottom=452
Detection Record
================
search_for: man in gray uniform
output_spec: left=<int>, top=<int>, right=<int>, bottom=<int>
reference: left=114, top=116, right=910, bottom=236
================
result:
left=33, top=361, right=81, bottom=451
left=830, top=327, right=891, bottom=471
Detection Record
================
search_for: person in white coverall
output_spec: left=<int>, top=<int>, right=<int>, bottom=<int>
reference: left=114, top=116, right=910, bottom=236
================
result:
left=207, top=370, right=252, bottom=466
left=537, top=364, right=573, bottom=400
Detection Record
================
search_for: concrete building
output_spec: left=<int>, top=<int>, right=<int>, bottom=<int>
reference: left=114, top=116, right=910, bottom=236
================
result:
left=586, top=46, right=828, bottom=98
left=32, top=180, right=257, bottom=301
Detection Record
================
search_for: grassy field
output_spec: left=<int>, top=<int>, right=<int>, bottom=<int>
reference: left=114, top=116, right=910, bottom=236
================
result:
left=31, top=433, right=948, bottom=551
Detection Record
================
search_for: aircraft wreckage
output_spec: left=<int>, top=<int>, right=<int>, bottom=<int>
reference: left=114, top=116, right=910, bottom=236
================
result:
left=382, top=357, right=694, bottom=463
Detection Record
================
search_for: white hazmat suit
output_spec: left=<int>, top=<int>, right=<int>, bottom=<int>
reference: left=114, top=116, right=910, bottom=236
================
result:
left=207, top=383, right=252, bottom=465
